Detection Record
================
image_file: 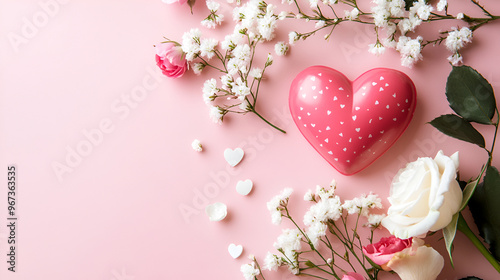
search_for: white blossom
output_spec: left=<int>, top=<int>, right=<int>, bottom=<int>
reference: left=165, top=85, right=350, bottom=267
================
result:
left=274, top=228, right=302, bottom=252
left=366, top=214, right=386, bottom=228
left=437, top=0, right=447, bottom=12
left=315, top=20, right=326, bottom=28
left=274, top=41, right=289, bottom=56
left=278, top=11, right=288, bottom=20
left=456, top=13, right=464, bottom=20
left=199, top=38, right=218, bottom=59
left=206, top=0, right=220, bottom=12
left=231, top=77, right=251, bottom=100
left=306, top=221, right=327, bottom=247
left=191, top=139, right=203, bottom=152
left=304, top=189, right=314, bottom=201
left=389, top=0, right=405, bottom=17
left=396, top=36, right=423, bottom=68
left=309, top=0, right=319, bottom=8
left=249, top=67, right=262, bottom=79
left=412, top=0, right=433, bottom=20
left=239, top=99, right=251, bottom=111
left=209, top=106, right=225, bottom=124
left=368, top=42, right=386, bottom=56
left=202, top=78, right=218, bottom=104
left=257, top=14, right=278, bottom=41
left=220, top=74, right=233, bottom=90
left=445, top=27, right=472, bottom=52
left=448, top=53, right=463, bottom=66
left=241, top=262, right=260, bottom=280
left=181, top=28, right=202, bottom=61
left=289, top=31, right=300, bottom=45
left=267, top=188, right=293, bottom=225
left=263, top=252, right=282, bottom=271
left=344, top=8, right=360, bottom=21
left=192, top=62, right=205, bottom=75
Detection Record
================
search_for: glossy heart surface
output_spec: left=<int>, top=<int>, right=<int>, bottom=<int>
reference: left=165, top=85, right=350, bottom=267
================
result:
left=289, top=66, right=416, bottom=175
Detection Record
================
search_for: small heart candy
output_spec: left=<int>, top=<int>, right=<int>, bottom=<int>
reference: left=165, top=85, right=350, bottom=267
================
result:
left=228, top=243, right=243, bottom=259
left=205, top=202, right=227, bottom=222
left=224, top=148, right=244, bottom=167
left=236, top=179, right=253, bottom=196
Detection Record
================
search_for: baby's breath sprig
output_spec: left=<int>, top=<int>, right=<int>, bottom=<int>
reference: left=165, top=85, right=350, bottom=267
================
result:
left=285, top=0, right=499, bottom=67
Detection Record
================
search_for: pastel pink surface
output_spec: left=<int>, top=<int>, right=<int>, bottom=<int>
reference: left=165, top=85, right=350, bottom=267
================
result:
left=290, top=66, right=416, bottom=175
left=0, top=1, right=500, bottom=280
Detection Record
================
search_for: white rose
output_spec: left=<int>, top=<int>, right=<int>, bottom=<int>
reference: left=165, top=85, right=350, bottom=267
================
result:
left=381, top=150, right=463, bottom=238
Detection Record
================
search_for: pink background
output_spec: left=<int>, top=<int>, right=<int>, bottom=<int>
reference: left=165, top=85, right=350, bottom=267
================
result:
left=1, top=0, right=500, bottom=279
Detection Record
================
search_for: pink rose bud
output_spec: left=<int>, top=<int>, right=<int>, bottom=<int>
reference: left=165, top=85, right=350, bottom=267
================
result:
left=341, top=272, right=364, bottom=280
left=155, top=43, right=188, bottom=78
left=362, top=236, right=412, bottom=269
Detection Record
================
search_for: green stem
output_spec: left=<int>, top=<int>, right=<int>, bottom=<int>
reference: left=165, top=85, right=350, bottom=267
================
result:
left=251, top=109, right=286, bottom=134
left=457, top=213, right=500, bottom=273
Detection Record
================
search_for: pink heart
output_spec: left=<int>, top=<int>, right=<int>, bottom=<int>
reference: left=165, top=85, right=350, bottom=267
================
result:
left=289, top=66, right=416, bottom=175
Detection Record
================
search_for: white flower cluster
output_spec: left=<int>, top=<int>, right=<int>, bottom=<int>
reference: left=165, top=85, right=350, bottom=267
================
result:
left=240, top=261, right=260, bottom=280
left=445, top=26, right=473, bottom=66
left=201, top=1, right=224, bottom=29
left=396, top=36, right=423, bottom=68
left=181, top=28, right=218, bottom=62
left=303, top=183, right=342, bottom=247
left=266, top=188, right=293, bottom=225
left=273, top=228, right=301, bottom=274
left=232, top=0, right=279, bottom=41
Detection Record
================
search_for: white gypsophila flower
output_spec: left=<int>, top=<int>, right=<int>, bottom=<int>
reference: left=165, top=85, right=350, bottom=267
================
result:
left=192, top=62, right=205, bottom=75
left=309, top=0, right=319, bottom=8
left=266, top=53, right=274, bottom=66
left=344, top=8, right=360, bottom=21
left=239, top=99, right=251, bottom=111
left=220, top=74, right=233, bottom=90
left=437, top=0, right=447, bottom=12
left=361, top=192, right=383, bottom=209
left=411, top=0, right=433, bottom=20
left=342, top=199, right=360, bottom=215
left=274, top=41, right=289, bottom=56
left=241, top=262, right=260, bottom=280
left=209, top=106, right=225, bottom=124
left=315, top=20, right=326, bottom=28
left=199, top=38, right=218, bottom=59
left=267, top=188, right=293, bottom=225
left=278, top=11, right=288, bottom=20
left=371, top=0, right=391, bottom=28
left=201, top=19, right=217, bottom=29
left=304, top=189, right=314, bottom=201
left=368, top=43, right=386, bottom=56
left=323, top=0, right=337, bottom=5
left=385, top=22, right=397, bottom=36
left=456, top=13, right=464, bottom=20
left=289, top=31, right=300, bottom=45
left=257, top=14, right=278, bottom=41
left=383, top=37, right=397, bottom=49
left=191, top=139, right=203, bottom=152
left=445, top=27, right=472, bottom=52
left=181, top=28, right=202, bottom=61
left=304, top=196, right=342, bottom=225
left=249, top=67, right=262, bottom=79
left=448, top=53, right=463, bottom=66
left=231, top=77, right=251, bottom=100
left=263, top=252, right=282, bottom=271
left=202, top=78, right=218, bottom=104
left=396, top=36, right=423, bottom=68
left=274, top=228, right=302, bottom=252
left=389, top=0, right=405, bottom=17
left=366, top=214, right=386, bottom=228
left=306, top=221, right=327, bottom=247
left=221, top=33, right=242, bottom=50
left=398, top=12, right=422, bottom=34
left=206, top=0, right=220, bottom=12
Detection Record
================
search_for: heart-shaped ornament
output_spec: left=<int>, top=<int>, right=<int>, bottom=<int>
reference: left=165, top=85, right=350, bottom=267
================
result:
left=289, top=66, right=416, bottom=175
left=228, top=243, right=243, bottom=259
left=236, top=179, right=253, bottom=195
left=224, top=148, right=244, bottom=167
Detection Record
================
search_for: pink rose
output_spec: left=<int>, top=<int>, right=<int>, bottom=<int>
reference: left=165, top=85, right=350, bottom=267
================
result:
left=362, top=236, right=412, bottom=268
left=161, top=0, right=188, bottom=5
left=341, top=272, right=364, bottom=280
left=155, top=43, right=188, bottom=78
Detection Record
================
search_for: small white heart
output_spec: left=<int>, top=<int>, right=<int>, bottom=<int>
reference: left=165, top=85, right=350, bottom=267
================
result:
left=327, top=110, right=332, bottom=115
left=352, top=115, right=357, bottom=121
left=224, top=148, right=244, bottom=167
left=355, top=128, right=360, bottom=132
left=326, top=126, right=331, bottom=130
left=319, top=90, right=323, bottom=94
left=228, top=244, right=243, bottom=259
left=339, top=87, right=344, bottom=90
left=205, top=202, right=227, bottom=221
left=372, top=82, right=377, bottom=86
left=340, top=104, right=345, bottom=108
left=311, top=123, right=316, bottom=127
left=312, top=86, right=316, bottom=90
left=333, top=96, right=338, bottom=101
left=236, top=179, right=253, bottom=195
left=313, top=96, right=318, bottom=99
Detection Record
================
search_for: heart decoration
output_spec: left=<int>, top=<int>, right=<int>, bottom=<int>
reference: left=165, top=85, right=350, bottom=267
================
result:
left=224, top=148, right=244, bottom=167
left=289, top=66, right=416, bottom=175
left=236, top=179, right=253, bottom=196
left=228, top=243, right=243, bottom=259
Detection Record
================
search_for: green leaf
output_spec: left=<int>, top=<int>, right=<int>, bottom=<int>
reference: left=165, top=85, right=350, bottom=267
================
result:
left=305, top=260, right=316, bottom=268
left=443, top=213, right=459, bottom=267
left=460, top=165, right=487, bottom=211
left=446, top=65, right=496, bottom=124
left=469, top=166, right=500, bottom=261
left=429, top=114, right=485, bottom=148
